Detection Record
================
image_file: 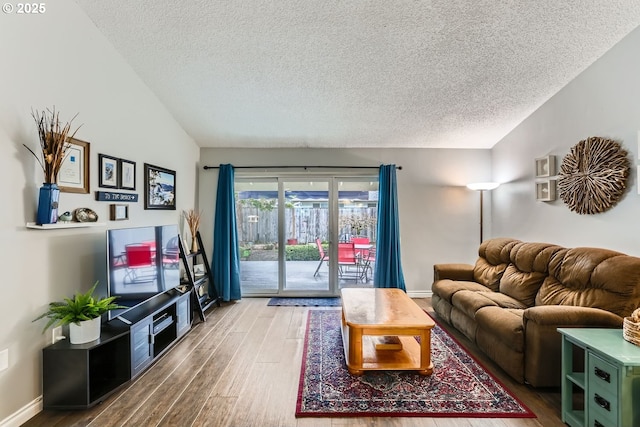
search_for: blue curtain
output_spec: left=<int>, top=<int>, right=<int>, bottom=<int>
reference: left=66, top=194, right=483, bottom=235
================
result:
left=373, top=164, right=406, bottom=291
left=211, top=164, right=241, bottom=301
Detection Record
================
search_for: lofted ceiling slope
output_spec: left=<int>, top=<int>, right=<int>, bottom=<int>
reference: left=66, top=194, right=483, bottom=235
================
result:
left=75, top=1, right=640, bottom=149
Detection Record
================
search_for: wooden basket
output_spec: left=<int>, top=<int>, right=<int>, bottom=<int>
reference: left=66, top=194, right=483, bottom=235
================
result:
left=623, top=317, right=640, bottom=346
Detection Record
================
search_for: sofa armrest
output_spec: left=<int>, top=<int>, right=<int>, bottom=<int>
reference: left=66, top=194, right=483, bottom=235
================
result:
left=523, top=305, right=623, bottom=328
left=433, top=263, right=474, bottom=282
left=522, top=305, right=622, bottom=387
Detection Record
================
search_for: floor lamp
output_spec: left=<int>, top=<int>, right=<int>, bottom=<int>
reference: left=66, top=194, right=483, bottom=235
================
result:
left=466, top=182, right=500, bottom=244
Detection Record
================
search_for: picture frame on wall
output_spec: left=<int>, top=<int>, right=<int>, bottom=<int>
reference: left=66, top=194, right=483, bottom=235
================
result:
left=110, top=204, right=129, bottom=221
left=119, top=158, right=136, bottom=190
left=536, top=179, right=557, bottom=202
left=99, top=154, right=119, bottom=188
left=144, top=163, right=176, bottom=210
left=535, top=155, right=556, bottom=178
left=58, top=137, right=90, bottom=194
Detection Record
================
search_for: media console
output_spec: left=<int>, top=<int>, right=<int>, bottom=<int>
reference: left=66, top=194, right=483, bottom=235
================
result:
left=42, top=289, right=191, bottom=409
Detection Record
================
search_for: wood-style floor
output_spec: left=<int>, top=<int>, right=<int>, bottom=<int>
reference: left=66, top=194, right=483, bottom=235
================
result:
left=23, top=298, right=565, bottom=427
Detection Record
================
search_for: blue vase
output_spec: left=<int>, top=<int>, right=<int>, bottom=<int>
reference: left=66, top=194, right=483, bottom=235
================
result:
left=36, top=183, right=60, bottom=225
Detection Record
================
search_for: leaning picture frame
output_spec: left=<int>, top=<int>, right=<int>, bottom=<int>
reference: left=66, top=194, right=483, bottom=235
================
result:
left=99, top=154, right=119, bottom=188
left=119, top=158, right=136, bottom=190
left=58, top=137, right=90, bottom=193
left=144, top=163, right=176, bottom=210
left=110, top=204, right=129, bottom=221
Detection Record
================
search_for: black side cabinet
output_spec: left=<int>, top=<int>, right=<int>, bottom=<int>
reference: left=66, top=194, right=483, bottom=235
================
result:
left=42, top=326, right=130, bottom=409
left=42, top=289, right=191, bottom=409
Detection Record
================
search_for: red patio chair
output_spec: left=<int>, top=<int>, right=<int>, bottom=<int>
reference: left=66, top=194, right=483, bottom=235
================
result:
left=351, top=237, right=370, bottom=259
left=338, top=242, right=359, bottom=280
left=123, top=243, right=157, bottom=284
left=313, top=239, right=328, bottom=277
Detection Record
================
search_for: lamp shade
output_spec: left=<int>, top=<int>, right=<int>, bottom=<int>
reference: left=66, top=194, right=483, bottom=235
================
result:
left=467, top=182, right=500, bottom=191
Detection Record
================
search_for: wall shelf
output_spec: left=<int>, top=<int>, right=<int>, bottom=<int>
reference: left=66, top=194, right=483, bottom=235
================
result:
left=26, top=222, right=106, bottom=230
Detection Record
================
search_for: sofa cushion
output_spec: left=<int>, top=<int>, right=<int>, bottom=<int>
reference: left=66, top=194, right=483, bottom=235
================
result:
left=480, top=291, right=528, bottom=310
left=499, top=242, right=564, bottom=306
left=500, top=266, right=546, bottom=307
left=475, top=306, right=525, bottom=352
left=451, top=290, right=499, bottom=319
left=473, top=238, right=521, bottom=291
left=537, top=247, right=640, bottom=318
left=431, top=279, right=491, bottom=303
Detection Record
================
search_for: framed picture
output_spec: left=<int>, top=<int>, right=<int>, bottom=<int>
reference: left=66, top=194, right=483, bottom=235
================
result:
left=99, top=154, right=119, bottom=188
left=535, top=155, right=556, bottom=178
left=536, top=179, right=557, bottom=202
left=58, top=137, right=90, bottom=193
left=144, top=163, right=176, bottom=210
left=119, top=158, right=136, bottom=190
left=110, top=204, right=129, bottom=221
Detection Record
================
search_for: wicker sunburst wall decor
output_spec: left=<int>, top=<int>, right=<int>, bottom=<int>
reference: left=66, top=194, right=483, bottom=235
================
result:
left=558, top=136, right=629, bottom=215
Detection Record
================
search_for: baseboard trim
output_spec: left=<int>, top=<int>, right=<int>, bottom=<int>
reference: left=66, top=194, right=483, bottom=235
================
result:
left=407, top=290, right=432, bottom=298
left=0, top=396, right=42, bottom=427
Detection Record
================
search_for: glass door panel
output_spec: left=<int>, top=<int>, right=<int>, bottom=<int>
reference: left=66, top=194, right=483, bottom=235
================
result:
left=337, top=179, right=379, bottom=288
left=282, top=179, right=331, bottom=293
left=235, top=178, right=279, bottom=295
left=235, top=175, right=378, bottom=296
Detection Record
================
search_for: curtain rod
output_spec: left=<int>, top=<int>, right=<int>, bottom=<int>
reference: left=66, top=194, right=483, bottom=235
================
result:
left=203, top=165, right=402, bottom=170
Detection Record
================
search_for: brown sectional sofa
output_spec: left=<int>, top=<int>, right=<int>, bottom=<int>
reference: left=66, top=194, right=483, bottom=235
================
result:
left=431, top=237, right=640, bottom=387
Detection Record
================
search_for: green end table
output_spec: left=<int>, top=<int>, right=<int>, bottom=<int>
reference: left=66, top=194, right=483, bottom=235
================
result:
left=558, top=328, right=640, bottom=427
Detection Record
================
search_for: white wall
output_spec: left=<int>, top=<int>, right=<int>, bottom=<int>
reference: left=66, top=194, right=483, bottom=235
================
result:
left=492, top=25, right=640, bottom=255
left=198, top=148, right=492, bottom=295
left=0, top=1, right=198, bottom=423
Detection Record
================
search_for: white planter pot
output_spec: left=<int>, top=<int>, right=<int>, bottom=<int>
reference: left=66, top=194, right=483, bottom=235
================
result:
left=69, top=317, right=101, bottom=344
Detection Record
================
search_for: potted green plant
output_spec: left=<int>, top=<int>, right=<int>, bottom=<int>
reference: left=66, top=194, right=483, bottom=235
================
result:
left=34, top=282, right=125, bottom=344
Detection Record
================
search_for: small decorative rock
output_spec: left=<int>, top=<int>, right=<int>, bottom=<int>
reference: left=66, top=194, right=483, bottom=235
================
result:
left=59, top=211, right=73, bottom=222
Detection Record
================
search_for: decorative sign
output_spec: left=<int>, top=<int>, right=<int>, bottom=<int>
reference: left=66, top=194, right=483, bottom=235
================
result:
left=95, top=191, right=139, bottom=202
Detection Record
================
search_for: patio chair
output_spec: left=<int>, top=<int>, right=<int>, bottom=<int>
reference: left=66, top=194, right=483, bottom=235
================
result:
left=360, top=247, right=376, bottom=283
left=123, top=243, right=157, bottom=284
left=351, top=237, right=370, bottom=258
left=162, top=236, right=181, bottom=269
left=338, top=242, right=360, bottom=280
left=313, top=239, right=328, bottom=277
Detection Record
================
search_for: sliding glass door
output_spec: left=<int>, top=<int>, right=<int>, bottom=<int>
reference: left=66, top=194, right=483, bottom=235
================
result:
left=235, top=179, right=279, bottom=294
left=236, top=174, right=378, bottom=296
left=282, top=179, right=331, bottom=293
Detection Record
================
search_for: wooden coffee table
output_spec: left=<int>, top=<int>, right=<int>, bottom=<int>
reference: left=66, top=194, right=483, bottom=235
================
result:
left=340, top=288, right=435, bottom=375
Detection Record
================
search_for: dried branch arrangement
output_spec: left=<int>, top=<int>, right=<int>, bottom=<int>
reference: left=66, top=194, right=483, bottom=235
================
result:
left=185, top=209, right=201, bottom=236
left=558, top=136, right=629, bottom=215
left=24, top=107, right=80, bottom=184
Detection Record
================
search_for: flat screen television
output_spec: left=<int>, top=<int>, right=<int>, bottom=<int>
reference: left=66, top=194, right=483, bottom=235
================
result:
left=106, top=224, right=181, bottom=318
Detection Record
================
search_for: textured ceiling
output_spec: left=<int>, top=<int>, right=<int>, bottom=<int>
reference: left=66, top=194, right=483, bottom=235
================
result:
left=75, top=1, right=640, bottom=149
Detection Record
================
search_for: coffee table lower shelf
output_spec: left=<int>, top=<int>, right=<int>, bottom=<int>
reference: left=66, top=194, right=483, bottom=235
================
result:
left=340, top=322, right=433, bottom=375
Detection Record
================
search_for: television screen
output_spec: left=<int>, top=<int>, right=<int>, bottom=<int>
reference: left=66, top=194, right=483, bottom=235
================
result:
left=107, top=225, right=181, bottom=316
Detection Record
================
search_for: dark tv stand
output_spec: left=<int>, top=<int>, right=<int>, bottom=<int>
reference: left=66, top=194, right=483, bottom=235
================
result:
left=42, top=289, right=191, bottom=409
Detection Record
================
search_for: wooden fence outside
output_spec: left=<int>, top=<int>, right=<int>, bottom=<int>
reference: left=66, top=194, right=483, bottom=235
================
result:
left=236, top=206, right=377, bottom=245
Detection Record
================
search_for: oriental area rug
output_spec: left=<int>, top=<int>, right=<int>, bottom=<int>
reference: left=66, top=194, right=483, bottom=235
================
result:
left=296, top=310, right=536, bottom=418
